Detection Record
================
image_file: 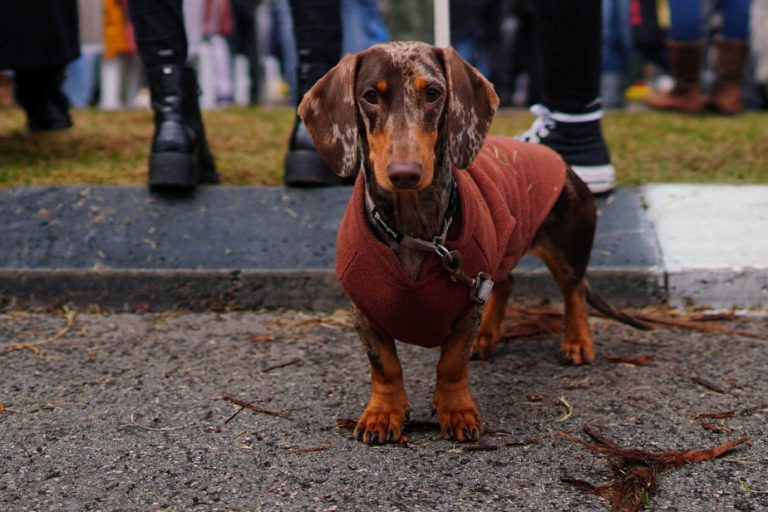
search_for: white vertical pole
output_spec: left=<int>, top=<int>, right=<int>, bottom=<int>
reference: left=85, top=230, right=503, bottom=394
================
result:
left=434, top=0, right=450, bottom=47
left=99, top=58, right=121, bottom=110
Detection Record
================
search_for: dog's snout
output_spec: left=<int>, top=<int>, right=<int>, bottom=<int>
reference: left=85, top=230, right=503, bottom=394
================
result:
left=387, top=162, right=422, bottom=189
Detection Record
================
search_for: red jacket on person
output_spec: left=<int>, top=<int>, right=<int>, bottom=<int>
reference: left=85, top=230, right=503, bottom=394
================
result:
left=336, top=137, right=567, bottom=348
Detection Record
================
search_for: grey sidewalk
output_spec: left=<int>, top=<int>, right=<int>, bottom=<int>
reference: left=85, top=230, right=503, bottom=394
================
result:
left=0, top=184, right=766, bottom=311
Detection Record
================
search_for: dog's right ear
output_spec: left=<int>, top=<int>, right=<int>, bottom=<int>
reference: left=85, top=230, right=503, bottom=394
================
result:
left=435, top=47, right=499, bottom=170
left=298, top=53, right=360, bottom=178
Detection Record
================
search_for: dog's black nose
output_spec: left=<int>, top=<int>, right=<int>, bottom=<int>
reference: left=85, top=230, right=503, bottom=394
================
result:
left=387, top=162, right=422, bottom=189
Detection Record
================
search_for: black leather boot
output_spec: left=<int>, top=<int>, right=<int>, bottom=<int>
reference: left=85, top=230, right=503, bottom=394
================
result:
left=14, top=67, right=73, bottom=132
left=147, top=64, right=219, bottom=190
left=284, top=62, right=345, bottom=187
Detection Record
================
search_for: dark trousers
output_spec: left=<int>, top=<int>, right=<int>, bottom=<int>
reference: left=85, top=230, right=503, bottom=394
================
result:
left=533, top=0, right=603, bottom=113
left=130, top=0, right=343, bottom=71
left=128, top=0, right=188, bottom=68
left=0, top=0, right=79, bottom=70
left=288, top=0, right=341, bottom=66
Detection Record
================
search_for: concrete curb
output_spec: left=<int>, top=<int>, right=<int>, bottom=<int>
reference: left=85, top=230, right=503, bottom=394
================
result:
left=0, top=266, right=666, bottom=312
left=1, top=184, right=764, bottom=311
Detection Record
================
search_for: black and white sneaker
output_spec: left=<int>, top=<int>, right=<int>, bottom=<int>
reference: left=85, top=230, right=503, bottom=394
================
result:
left=516, top=104, right=616, bottom=194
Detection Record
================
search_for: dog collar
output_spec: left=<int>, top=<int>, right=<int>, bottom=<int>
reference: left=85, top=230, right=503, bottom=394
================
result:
left=362, top=177, right=493, bottom=304
left=363, top=178, right=459, bottom=252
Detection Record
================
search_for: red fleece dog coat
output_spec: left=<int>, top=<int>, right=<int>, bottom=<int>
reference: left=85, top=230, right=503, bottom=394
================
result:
left=336, top=137, right=567, bottom=347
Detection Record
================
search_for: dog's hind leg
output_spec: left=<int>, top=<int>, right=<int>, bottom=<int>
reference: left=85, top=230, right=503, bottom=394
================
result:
left=351, top=305, right=410, bottom=444
left=529, top=169, right=597, bottom=366
left=433, top=306, right=483, bottom=441
left=471, top=277, right=513, bottom=360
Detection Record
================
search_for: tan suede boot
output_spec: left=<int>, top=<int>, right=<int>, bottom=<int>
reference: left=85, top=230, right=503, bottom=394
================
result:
left=646, top=41, right=705, bottom=113
left=709, top=38, right=750, bottom=115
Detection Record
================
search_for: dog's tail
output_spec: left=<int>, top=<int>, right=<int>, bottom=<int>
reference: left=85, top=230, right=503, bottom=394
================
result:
left=585, top=281, right=653, bottom=330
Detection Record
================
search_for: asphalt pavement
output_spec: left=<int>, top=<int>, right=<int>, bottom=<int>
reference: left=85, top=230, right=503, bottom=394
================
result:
left=1, top=309, right=767, bottom=511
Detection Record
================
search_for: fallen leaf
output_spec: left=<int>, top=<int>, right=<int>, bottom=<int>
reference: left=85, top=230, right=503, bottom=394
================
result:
left=247, top=334, right=275, bottom=342
left=602, top=354, right=656, bottom=365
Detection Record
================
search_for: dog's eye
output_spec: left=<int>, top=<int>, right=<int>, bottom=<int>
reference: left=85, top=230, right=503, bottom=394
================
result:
left=425, top=87, right=441, bottom=102
left=363, top=90, right=379, bottom=104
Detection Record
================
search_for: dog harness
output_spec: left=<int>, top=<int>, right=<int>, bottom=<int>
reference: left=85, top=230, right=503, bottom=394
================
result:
left=336, top=136, right=567, bottom=348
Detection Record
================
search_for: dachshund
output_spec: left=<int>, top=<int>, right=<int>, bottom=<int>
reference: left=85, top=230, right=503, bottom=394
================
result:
left=298, top=41, right=648, bottom=445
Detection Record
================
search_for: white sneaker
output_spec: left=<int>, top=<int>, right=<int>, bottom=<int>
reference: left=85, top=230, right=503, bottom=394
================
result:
left=517, top=103, right=616, bottom=194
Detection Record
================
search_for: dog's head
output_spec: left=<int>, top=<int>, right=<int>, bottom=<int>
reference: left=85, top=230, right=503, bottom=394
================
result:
left=298, top=41, right=499, bottom=192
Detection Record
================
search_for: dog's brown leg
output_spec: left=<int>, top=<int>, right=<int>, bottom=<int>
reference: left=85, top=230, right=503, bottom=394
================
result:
left=471, top=277, right=513, bottom=359
left=535, top=249, right=594, bottom=365
left=432, top=307, right=482, bottom=441
left=352, top=306, right=410, bottom=444
left=530, top=169, right=597, bottom=366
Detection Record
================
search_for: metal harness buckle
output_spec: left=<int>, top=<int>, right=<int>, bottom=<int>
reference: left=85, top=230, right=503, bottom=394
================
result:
left=471, top=272, right=494, bottom=304
left=435, top=246, right=494, bottom=305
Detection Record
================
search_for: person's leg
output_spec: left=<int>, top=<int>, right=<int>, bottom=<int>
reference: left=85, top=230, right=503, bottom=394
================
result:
left=667, top=0, right=703, bottom=42
left=710, top=0, right=750, bottom=113
left=535, top=0, right=603, bottom=113
left=128, top=0, right=218, bottom=190
left=720, top=0, right=750, bottom=40
left=15, top=66, right=73, bottom=131
left=646, top=0, right=706, bottom=113
left=284, top=0, right=345, bottom=186
left=128, top=0, right=188, bottom=67
left=518, top=0, right=615, bottom=193
left=2, top=0, right=79, bottom=132
left=601, top=0, right=631, bottom=108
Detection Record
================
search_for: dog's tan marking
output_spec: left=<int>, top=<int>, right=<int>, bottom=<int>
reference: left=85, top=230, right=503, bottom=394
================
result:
left=433, top=307, right=483, bottom=441
left=413, top=126, right=437, bottom=190
left=530, top=245, right=595, bottom=365
left=352, top=307, right=410, bottom=444
left=367, top=122, right=395, bottom=191
left=375, top=80, right=388, bottom=93
left=471, top=278, right=514, bottom=359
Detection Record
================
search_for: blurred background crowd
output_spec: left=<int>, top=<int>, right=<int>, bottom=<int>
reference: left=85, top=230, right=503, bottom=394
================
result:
left=1, top=0, right=766, bottom=114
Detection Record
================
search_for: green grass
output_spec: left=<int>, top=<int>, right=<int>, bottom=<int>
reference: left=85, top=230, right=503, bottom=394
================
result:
left=1, top=106, right=766, bottom=186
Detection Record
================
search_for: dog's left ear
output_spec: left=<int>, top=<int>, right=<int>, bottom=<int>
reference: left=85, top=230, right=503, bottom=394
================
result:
left=298, top=53, right=361, bottom=177
left=436, top=47, right=500, bottom=169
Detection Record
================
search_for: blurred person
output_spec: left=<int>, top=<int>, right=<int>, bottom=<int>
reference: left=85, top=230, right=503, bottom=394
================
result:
left=342, top=0, right=390, bottom=55
left=602, top=0, right=633, bottom=108
left=645, top=0, right=751, bottom=114
left=63, top=0, right=102, bottom=109
left=0, top=0, right=80, bottom=132
left=449, top=0, right=502, bottom=79
left=228, top=0, right=261, bottom=104
left=630, top=0, right=668, bottom=70
left=203, top=0, right=236, bottom=106
left=517, top=0, right=616, bottom=194
left=753, top=0, right=768, bottom=102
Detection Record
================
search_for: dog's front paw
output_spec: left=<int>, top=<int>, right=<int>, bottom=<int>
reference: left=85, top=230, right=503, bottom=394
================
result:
left=560, top=337, right=595, bottom=365
left=354, top=395, right=409, bottom=445
left=432, top=388, right=482, bottom=442
left=471, top=330, right=500, bottom=360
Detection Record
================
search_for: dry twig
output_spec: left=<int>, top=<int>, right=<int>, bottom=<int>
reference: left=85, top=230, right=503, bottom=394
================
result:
left=222, top=396, right=292, bottom=419
left=691, top=377, right=728, bottom=394
left=2, top=308, right=78, bottom=355
left=559, top=426, right=750, bottom=512
left=602, top=354, right=656, bottom=366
